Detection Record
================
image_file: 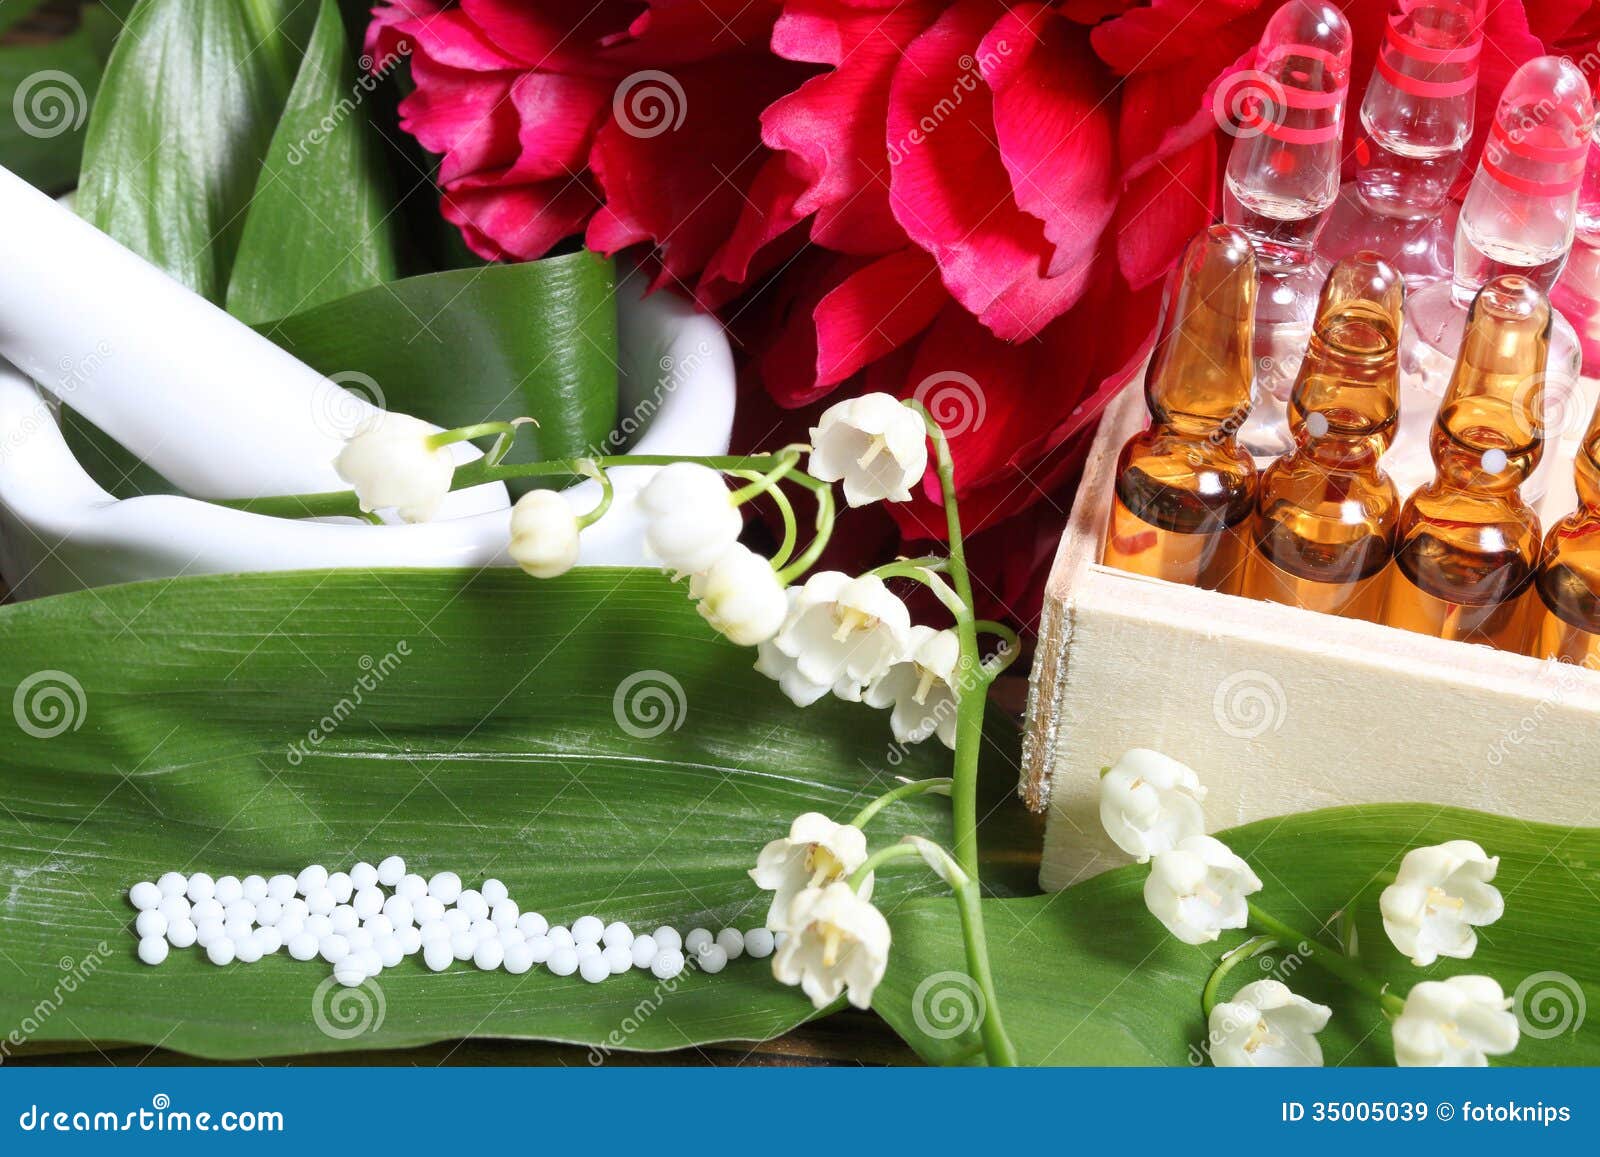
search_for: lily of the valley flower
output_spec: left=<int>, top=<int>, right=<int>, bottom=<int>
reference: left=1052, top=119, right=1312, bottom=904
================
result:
left=334, top=412, right=455, bottom=523
left=862, top=626, right=961, bottom=749
left=507, top=489, right=581, bottom=578
left=773, top=571, right=912, bottom=692
left=1099, top=748, right=1208, bottom=863
left=1145, top=835, right=1262, bottom=945
left=750, top=812, right=872, bottom=929
left=1209, top=980, right=1331, bottom=1067
left=637, top=462, right=743, bottom=577
left=807, top=393, right=928, bottom=507
left=1392, top=976, right=1519, bottom=1067
left=772, top=881, right=891, bottom=1009
left=688, top=544, right=788, bottom=646
left=1379, top=840, right=1504, bottom=967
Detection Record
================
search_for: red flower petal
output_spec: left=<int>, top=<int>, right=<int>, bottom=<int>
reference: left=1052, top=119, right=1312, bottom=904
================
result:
left=442, top=180, right=601, bottom=262
left=814, top=247, right=946, bottom=387
left=1114, top=134, right=1217, bottom=290
left=398, top=55, right=521, bottom=186
left=697, top=151, right=812, bottom=308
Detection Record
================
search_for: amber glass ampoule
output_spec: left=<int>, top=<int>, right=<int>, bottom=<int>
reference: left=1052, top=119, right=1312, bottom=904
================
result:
left=1242, top=253, right=1404, bottom=620
left=1103, top=225, right=1258, bottom=593
left=1532, top=403, right=1600, bottom=664
left=1381, top=274, right=1549, bottom=652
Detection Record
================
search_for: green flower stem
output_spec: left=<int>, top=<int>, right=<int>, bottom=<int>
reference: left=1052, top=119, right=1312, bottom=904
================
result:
left=728, top=452, right=800, bottom=505
left=870, top=556, right=950, bottom=579
left=1247, top=902, right=1405, bottom=1016
left=849, top=840, right=927, bottom=885
left=776, top=475, right=836, bottom=584
left=575, top=461, right=613, bottom=530
left=1200, top=934, right=1279, bottom=1018
left=731, top=470, right=799, bottom=570
left=850, top=778, right=954, bottom=828
left=423, top=421, right=524, bottom=452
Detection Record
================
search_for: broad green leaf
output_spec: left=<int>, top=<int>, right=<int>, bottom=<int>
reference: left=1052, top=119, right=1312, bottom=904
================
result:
left=260, top=254, right=621, bottom=483
left=76, top=0, right=318, bottom=301
left=875, top=806, right=1600, bottom=1066
left=227, top=0, right=399, bottom=323
left=0, top=4, right=120, bottom=192
left=0, top=568, right=1036, bottom=1060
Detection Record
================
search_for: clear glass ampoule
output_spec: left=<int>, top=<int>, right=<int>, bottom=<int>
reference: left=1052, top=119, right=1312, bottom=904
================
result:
left=1551, top=134, right=1600, bottom=381
left=1242, top=253, right=1405, bottom=620
left=1382, top=274, right=1550, bottom=652
left=1392, top=55, right=1592, bottom=501
left=1103, top=225, right=1258, bottom=594
left=1222, top=1, right=1354, bottom=457
left=1532, top=401, right=1600, bottom=665
left=1318, top=0, right=1485, bottom=288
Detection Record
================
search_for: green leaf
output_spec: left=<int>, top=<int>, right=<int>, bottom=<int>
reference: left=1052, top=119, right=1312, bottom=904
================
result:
left=875, top=806, right=1600, bottom=1066
left=259, top=254, right=622, bottom=484
left=0, top=568, right=1035, bottom=1060
left=0, top=1, right=48, bottom=36
left=0, top=4, right=121, bottom=192
left=226, top=0, right=399, bottom=323
left=75, top=0, right=318, bottom=301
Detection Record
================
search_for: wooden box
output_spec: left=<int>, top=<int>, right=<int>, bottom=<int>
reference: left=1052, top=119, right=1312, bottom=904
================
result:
left=1021, top=382, right=1600, bottom=892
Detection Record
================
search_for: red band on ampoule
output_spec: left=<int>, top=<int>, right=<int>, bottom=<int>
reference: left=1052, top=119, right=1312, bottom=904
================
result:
left=1260, top=118, right=1344, bottom=146
left=1375, top=51, right=1479, bottom=99
left=1489, top=117, right=1589, bottom=166
left=1385, top=18, right=1483, bottom=66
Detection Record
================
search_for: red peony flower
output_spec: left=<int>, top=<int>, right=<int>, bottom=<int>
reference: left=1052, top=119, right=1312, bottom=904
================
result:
left=369, top=0, right=1586, bottom=625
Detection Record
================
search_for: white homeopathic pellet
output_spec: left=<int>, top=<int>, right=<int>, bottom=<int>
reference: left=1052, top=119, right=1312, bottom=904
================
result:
left=546, top=925, right=575, bottom=950
left=330, top=905, right=359, bottom=935
left=134, top=910, right=167, bottom=940
left=254, top=898, right=282, bottom=927
left=684, top=928, right=713, bottom=955
left=413, top=896, right=445, bottom=925
left=473, top=939, right=505, bottom=971
left=423, top=941, right=453, bottom=972
left=397, top=874, right=429, bottom=903
left=267, top=874, right=297, bottom=902
left=382, top=896, right=413, bottom=929
left=715, top=929, right=744, bottom=960
left=297, top=864, right=329, bottom=895
left=166, top=919, right=197, bottom=949
left=253, top=927, right=282, bottom=955
left=526, top=935, right=552, bottom=964
left=456, top=890, right=488, bottom=921
left=696, top=945, right=728, bottom=974
left=334, top=960, right=366, bottom=988
left=630, top=934, right=658, bottom=969
left=602, top=921, right=633, bottom=950
left=195, top=919, right=226, bottom=948
left=288, top=932, right=319, bottom=961
left=349, top=861, right=378, bottom=890
left=234, top=937, right=263, bottom=964
left=603, top=944, right=632, bottom=975
left=517, top=912, right=548, bottom=939
left=138, top=937, right=169, bottom=965
left=214, top=875, right=243, bottom=905
left=326, top=872, right=354, bottom=904
left=186, top=873, right=215, bottom=903
left=206, top=939, right=235, bottom=966
left=377, top=936, right=404, bottom=968
left=547, top=946, right=579, bottom=977
left=503, top=941, right=534, bottom=975
left=305, top=888, right=335, bottom=917
left=744, top=928, right=775, bottom=959
left=128, top=881, right=161, bottom=911
left=428, top=871, right=462, bottom=904
left=319, top=934, right=351, bottom=964
left=490, top=901, right=519, bottom=930
left=377, top=856, right=406, bottom=886
left=450, top=931, right=477, bottom=962
left=578, top=952, right=609, bottom=983
left=650, top=949, right=685, bottom=980
left=353, top=887, right=384, bottom=920
left=242, top=874, right=268, bottom=902
left=652, top=926, right=682, bottom=953
left=158, top=895, right=190, bottom=923
left=482, top=878, right=509, bottom=907
left=571, top=915, right=604, bottom=945
left=157, top=871, right=187, bottom=897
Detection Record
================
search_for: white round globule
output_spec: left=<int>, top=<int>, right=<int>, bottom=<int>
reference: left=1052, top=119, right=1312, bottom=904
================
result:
left=138, top=937, right=169, bottom=965
left=186, top=873, right=215, bottom=903
left=490, top=901, right=519, bottom=930
left=579, top=953, right=609, bottom=984
left=412, top=896, right=444, bottom=925
left=547, top=926, right=575, bottom=950
left=503, top=941, right=535, bottom=975
left=214, top=876, right=243, bottom=906
left=469, top=919, right=498, bottom=946
left=195, top=920, right=226, bottom=948
left=481, top=878, right=509, bottom=907
left=397, top=874, right=428, bottom=903
left=684, top=928, right=713, bottom=956
left=158, top=895, right=190, bottom=923
left=157, top=871, right=187, bottom=898
left=399, top=927, right=423, bottom=956
left=267, top=874, right=297, bottom=902
left=288, top=932, right=319, bottom=961
left=377, top=856, right=406, bottom=886
left=571, top=916, right=604, bottom=945
left=280, top=898, right=308, bottom=924
left=451, top=931, right=477, bottom=962
left=456, top=890, right=488, bottom=921
left=575, top=941, right=601, bottom=962
left=630, top=934, right=659, bottom=969
left=366, top=914, right=395, bottom=940
left=423, top=942, right=453, bottom=972
left=428, top=871, right=462, bottom=904
left=419, top=920, right=450, bottom=944
left=305, top=888, right=335, bottom=917
left=296, top=865, right=328, bottom=896
left=134, top=910, right=167, bottom=940
left=253, top=927, right=282, bottom=956
left=375, top=936, right=403, bottom=969
left=547, top=947, right=579, bottom=977
left=191, top=898, right=223, bottom=924
left=224, top=900, right=256, bottom=927
left=330, top=905, right=359, bottom=935
left=603, top=944, right=633, bottom=975
left=345, top=927, right=373, bottom=952
left=355, top=948, right=382, bottom=979
left=526, top=936, right=553, bottom=964
left=715, top=929, right=744, bottom=960
left=602, top=921, right=633, bottom=950
left=319, top=934, right=351, bottom=964
left=129, top=881, right=161, bottom=911
left=326, top=872, right=354, bottom=904
left=206, top=939, right=236, bottom=966
left=696, top=945, right=728, bottom=974
left=242, top=874, right=268, bottom=902
left=473, top=939, right=505, bottom=971
left=382, top=896, right=413, bottom=929
left=444, top=909, right=471, bottom=935
left=773, top=931, right=787, bottom=949
left=349, top=862, right=378, bottom=890
left=334, top=961, right=366, bottom=988
left=517, top=912, right=548, bottom=939
left=166, top=919, right=198, bottom=949
left=744, top=928, right=775, bottom=959
left=224, top=918, right=253, bottom=945
left=278, top=918, right=305, bottom=946
left=352, top=887, right=383, bottom=920
left=233, top=937, right=263, bottom=965
left=650, top=949, right=685, bottom=980
left=304, top=914, right=332, bottom=939
left=501, top=927, right=525, bottom=948
left=651, top=926, right=681, bottom=953
left=254, top=898, right=282, bottom=927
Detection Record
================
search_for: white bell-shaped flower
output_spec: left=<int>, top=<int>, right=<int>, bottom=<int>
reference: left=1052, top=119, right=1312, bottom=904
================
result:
left=1144, top=835, right=1262, bottom=945
left=749, top=813, right=872, bottom=930
left=1392, top=975, right=1519, bottom=1067
left=1209, top=979, right=1331, bottom=1067
left=507, top=489, right=581, bottom=578
left=772, top=571, right=912, bottom=692
left=1099, top=748, right=1208, bottom=863
left=688, top=544, right=788, bottom=646
left=755, top=592, right=834, bottom=706
left=862, top=626, right=961, bottom=749
left=807, top=393, right=928, bottom=506
left=638, top=462, right=743, bottom=577
left=772, top=882, right=891, bottom=1009
left=333, top=412, right=455, bottom=523
left=1379, top=840, right=1504, bottom=967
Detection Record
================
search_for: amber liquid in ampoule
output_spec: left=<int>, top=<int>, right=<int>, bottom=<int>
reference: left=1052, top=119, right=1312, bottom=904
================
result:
left=1103, top=225, right=1258, bottom=594
left=1242, top=253, right=1403, bottom=620
left=1533, top=417, right=1600, bottom=665
left=1381, top=275, right=1549, bottom=652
